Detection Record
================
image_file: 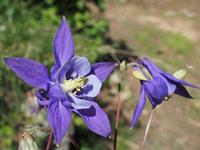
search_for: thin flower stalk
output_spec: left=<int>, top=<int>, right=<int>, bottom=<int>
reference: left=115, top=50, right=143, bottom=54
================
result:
left=67, top=134, right=80, bottom=150
left=45, top=131, right=53, bottom=150
left=140, top=108, right=155, bottom=150
left=113, top=83, right=122, bottom=150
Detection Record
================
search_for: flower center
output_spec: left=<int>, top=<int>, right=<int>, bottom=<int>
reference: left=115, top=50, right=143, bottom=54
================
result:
left=61, top=77, right=88, bottom=93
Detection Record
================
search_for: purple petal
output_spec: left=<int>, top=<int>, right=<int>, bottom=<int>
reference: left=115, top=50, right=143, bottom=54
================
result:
left=53, top=16, right=74, bottom=66
left=48, top=84, right=67, bottom=98
left=131, top=86, right=146, bottom=127
left=50, top=64, right=60, bottom=81
left=74, top=102, right=111, bottom=137
left=37, top=98, right=50, bottom=106
left=174, top=83, right=193, bottom=98
left=160, top=75, right=176, bottom=95
left=4, top=57, right=50, bottom=89
left=162, top=73, right=199, bottom=88
left=68, top=94, right=92, bottom=109
left=78, top=75, right=102, bottom=98
left=56, top=57, right=91, bottom=83
left=72, top=57, right=91, bottom=77
left=140, top=57, right=199, bottom=89
left=56, top=61, right=73, bottom=83
left=145, top=91, right=157, bottom=108
left=144, top=76, right=169, bottom=104
left=92, top=62, right=117, bottom=82
left=48, top=101, right=72, bottom=144
left=134, top=60, right=177, bottom=106
left=35, top=86, right=66, bottom=106
left=139, top=57, right=163, bottom=74
left=35, top=90, right=51, bottom=106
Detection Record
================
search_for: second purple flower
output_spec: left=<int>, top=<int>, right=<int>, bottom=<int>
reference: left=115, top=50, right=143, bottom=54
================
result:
left=131, top=57, right=198, bottom=127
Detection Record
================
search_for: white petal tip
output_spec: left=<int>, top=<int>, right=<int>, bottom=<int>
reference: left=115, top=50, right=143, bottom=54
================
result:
left=62, top=15, right=66, bottom=20
left=56, top=144, right=60, bottom=148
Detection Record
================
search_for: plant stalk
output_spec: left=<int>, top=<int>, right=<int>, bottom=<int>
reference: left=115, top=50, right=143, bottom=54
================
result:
left=113, top=83, right=122, bottom=150
left=67, top=133, right=80, bottom=150
left=140, top=108, right=155, bottom=150
left=45, top=131, right=52, bottom=150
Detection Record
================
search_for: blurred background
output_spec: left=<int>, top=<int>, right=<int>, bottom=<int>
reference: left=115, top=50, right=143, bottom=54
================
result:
left=0, top=0, right=200, bottom=149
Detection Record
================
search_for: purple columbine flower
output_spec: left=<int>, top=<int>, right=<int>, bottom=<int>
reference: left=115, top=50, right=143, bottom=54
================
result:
left=4, top=16, right=117, bottom=144
left=131, top=57, right=198, bottom=127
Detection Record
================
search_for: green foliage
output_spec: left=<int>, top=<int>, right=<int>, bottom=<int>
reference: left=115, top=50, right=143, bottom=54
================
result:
left=164, top=32, right=194, bottom=54
left=71, top=12, right=108, bottom=42
left=133, top=25, right=194, bottom=55
left=0, top=126, right=15, bottom=149
left=66, top=0, right=108, bottom=42
left=134, top=27, right=161, bottom=54
left=30, top=0, right=108, bottom=41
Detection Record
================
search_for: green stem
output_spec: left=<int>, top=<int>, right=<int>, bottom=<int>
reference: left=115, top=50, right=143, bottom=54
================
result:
left=113, top=83, right=122, bottom=150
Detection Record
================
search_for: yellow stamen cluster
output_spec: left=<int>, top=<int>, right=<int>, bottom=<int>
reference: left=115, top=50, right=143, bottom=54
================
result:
left=61, top=77, right=88, bottom=93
